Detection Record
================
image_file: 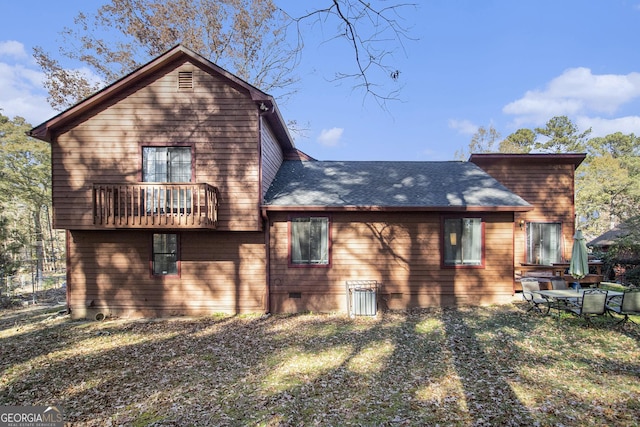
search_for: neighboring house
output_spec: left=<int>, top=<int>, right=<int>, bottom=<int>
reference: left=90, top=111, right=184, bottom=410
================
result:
left=588, top=223, right=631, bottom=251
left=29, top=45, right=585, bottom=318
left=588, top=222, right=639, bottom=284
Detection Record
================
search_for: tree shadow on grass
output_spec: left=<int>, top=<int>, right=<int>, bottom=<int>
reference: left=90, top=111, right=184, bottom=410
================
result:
left=252, top=309, right=458, bottom=425
left=442, top=307, right=536, bottom=426
left=2, top=306, right=639, bottom=426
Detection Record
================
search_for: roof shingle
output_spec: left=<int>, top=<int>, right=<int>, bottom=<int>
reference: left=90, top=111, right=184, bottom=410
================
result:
left=264, top=160, right=531, bottom=210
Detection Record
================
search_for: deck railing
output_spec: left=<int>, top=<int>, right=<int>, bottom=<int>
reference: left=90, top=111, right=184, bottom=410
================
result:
left=92, top=183, right=219, bottom=228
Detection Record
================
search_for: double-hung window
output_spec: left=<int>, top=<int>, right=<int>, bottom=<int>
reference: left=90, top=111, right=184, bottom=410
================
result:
left=142, top=146, right=192, bottom=183
left=526, top=222, right=562, bottom=265
left=443, top=217, right=483, bottom=267
left=290, top=217, right=330, bottom=266
left=142, top=146, right=192, bottom=214
left=152, top=233, right=179, bottom=276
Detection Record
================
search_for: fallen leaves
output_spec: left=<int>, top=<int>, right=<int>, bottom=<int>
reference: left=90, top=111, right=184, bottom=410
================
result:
left=0, top=304, right=639, bottom=426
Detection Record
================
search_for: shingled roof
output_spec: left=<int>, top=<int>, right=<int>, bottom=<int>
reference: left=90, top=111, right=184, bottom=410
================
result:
left=588, top=223, right=631, bottom=247
left=263, top=160, right=532, bottom=211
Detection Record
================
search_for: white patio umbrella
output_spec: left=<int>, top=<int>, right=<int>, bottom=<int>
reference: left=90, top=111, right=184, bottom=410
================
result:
left=568, top=230, right=589, bottom=279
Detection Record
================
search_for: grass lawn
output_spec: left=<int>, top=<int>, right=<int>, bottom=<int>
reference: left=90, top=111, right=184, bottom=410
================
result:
left=1, top=302, right=639, bottom=426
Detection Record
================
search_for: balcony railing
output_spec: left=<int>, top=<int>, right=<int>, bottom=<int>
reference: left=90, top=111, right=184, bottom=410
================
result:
left=93, top=183, right=219, bottom=228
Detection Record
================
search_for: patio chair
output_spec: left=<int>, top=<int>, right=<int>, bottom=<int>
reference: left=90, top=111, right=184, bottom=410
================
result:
left=550, top=277, right=579, bottom=309
left=551, top=278, right=568, bottom=290
left=562, top=289, right=608, bottom=323
left=606, top=288, right=640, bottom=325
left=521, top=278, right=550, bottom=314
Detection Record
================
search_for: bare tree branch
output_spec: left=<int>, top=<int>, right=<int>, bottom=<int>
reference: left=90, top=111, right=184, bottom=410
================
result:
left=34, top=0, right=416, bottom=111
left=282, top=1, right=417, bottom=107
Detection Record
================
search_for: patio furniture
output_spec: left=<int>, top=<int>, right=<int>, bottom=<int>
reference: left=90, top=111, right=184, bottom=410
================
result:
left=551, top=278, right=568, bottom=290
left=606, top=288, right=640, bottom=325
left=561, top=289, right=608, bottom=323
left=533, top=288, right=581, bottom=317
left=549, top=277, right=577, bottom=309
left=521, top=278, right=550, bottom=314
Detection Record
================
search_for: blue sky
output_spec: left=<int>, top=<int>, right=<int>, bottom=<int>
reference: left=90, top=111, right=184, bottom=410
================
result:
left=2, top=1, right=640, bottom=161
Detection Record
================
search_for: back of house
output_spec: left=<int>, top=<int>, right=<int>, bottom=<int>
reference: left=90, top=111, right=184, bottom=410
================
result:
left=30, top=45, right=584, bottom=318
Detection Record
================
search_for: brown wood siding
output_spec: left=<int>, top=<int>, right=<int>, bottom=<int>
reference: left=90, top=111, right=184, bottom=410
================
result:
left=267, top=211, right=515, bottom=313
left=261, top=119, right=283, bottom=198
left=474, top=162, right=576, bottom=265
left=67, top=230, right=266, bottom=318
left=51, top=59, right=261, bottom=231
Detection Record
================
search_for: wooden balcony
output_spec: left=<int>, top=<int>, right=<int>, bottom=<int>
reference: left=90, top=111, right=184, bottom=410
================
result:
left=93, top=183, right=219, bottom=229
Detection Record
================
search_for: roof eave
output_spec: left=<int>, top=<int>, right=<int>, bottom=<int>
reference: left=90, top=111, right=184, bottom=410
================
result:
left=262, top=205, right=534, bottom=212
left=469, top=153, right=586, bottom=168
left=29, top=45, right=194, bottom=142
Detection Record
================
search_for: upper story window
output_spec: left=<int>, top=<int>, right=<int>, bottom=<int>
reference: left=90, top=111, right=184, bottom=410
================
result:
left=290, top=216, right=330, bottom=266
left=142, top=146, right=192, bottom=183
left=443, top=217, right=484, bottom=267
left=526, top=222, right=562, bottom=265
left=142, top=146, right=193, bottom=214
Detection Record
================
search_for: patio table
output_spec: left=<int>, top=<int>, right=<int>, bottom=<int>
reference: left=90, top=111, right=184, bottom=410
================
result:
left=533, top=289, right=623, bottom=316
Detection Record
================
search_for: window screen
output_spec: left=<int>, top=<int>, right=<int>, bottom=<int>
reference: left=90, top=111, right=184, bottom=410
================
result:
left=143, top=147, right=191, bottom=183
left=444, top=218, right=482, bottom=266
left=526, top=222, right=561, bottom=265
left=291, top=217, right=329, bottom=265
left=152, top=233, right=178, bottom=275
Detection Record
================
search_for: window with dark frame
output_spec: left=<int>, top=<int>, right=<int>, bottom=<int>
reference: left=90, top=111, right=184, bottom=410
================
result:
left=290, top=216, right=329, bottom=265
left=443, top=217, right=483, bottom=266
left=152, top=233, right=178, bottom=276
left=526, top=222, right=562, bottom=265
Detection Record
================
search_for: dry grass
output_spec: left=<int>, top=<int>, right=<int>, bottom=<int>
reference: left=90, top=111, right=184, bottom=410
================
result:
left=1, top=302, right=639, bottom=426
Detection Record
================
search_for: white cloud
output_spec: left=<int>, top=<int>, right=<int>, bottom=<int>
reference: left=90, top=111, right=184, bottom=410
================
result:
left=503, top=68, right=640, bottom=125
left=317, top=127, right=344, bottom=147
left=448, top=119, right=478, bottom=135
left=0, top=39, right=105, bottom=126
left=0, top=40, right=54, bottom=125
left=0, top=60, right=55, bottom=125
left=503, top=67, right=640, bottom=137
left=576, top=115, right=640, bottom=138
left=0, top=40, right=29, bottom=59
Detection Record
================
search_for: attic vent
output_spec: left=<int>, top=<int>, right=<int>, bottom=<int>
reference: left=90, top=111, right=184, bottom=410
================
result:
left=178, top=71, right=193, bottom=89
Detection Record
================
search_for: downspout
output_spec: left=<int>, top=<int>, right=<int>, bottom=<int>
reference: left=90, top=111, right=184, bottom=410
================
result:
left=256, top=101, right=279, bottom=314
left=257, top=112, right=270, bottom=314
left=258, top=115, right=264, bottom=227
left=262, top=207, right=271, bottom=314
left=65, top=230, right=71, bottom=314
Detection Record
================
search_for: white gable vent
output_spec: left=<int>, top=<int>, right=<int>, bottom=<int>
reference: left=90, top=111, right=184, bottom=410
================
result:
left=178, top=71, right=193, bottom=89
